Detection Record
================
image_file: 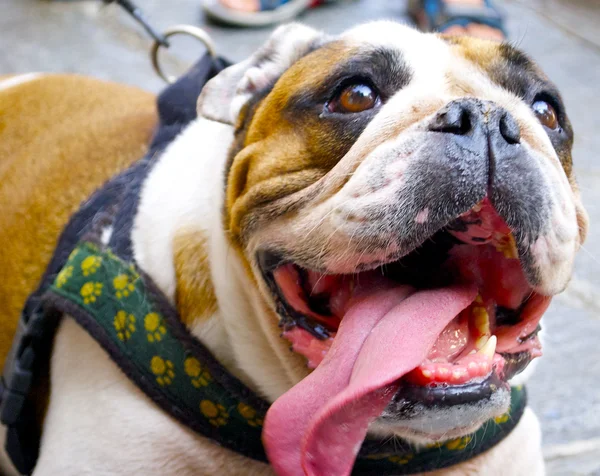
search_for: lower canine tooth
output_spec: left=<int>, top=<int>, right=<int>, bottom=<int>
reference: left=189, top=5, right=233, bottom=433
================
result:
left=475, top=336, right=488, bottom=350
left=478, top=335, right=497, bottom=360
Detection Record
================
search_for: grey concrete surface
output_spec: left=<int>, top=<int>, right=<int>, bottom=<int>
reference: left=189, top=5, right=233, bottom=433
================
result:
left=1, top=0, right=599, bottom=473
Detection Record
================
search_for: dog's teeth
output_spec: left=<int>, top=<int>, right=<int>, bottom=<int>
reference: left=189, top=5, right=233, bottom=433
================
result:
left=494, top=233, right=519, bottom=260
left=475, top=336, right=488, bottom=350
left=473, top=304, right=490, bottom=336
left=478, top=335, right=497, bottom=360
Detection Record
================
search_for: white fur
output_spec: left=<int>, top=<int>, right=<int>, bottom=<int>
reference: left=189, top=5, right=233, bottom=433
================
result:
left=100, top=225, right=113, bottom=245
left=209, top=217, right=309, bottom=400
left=131, top=119, right=232, bottom=303
left=343, top=22, right=451, bottom=96
left=0, top=73, right=43, bottom=92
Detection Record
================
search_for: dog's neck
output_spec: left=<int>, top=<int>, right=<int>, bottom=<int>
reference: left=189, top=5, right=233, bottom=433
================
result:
left=129, top=117, right=307, bottom=402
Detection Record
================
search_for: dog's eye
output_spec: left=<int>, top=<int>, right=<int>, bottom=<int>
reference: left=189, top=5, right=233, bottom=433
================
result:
left=328, top=83, right=380, bottom=114
left=532, top=99, right=559, bottom=130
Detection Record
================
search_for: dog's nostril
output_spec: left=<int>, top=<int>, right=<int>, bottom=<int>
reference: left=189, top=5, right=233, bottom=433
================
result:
left=499, top=112, right=521, bottom=145
left=430, top=102, right=473, bottom=136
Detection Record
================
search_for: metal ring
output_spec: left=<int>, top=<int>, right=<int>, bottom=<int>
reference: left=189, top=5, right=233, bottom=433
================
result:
left=151, top=25, right=217, bottom=84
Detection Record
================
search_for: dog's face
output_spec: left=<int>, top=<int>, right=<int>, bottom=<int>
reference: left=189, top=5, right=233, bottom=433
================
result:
left=199, top=20, right=587, bottom=454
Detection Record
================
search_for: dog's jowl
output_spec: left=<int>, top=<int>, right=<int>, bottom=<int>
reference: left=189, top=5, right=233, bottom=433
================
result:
left=0, top=21, right=588, bottom=476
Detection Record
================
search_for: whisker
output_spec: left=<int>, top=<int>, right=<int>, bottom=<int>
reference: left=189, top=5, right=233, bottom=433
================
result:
left=310, top=273, right=327, bottom=296
left=303, top=198, right=354, bottom=241
left=579, top=244, right=600, bottom=268
left=336, top=225, right=361, bottom=272
left=317, top=221, right=349, bottom=265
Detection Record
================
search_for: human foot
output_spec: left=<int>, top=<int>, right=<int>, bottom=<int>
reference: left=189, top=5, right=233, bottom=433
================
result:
left=203, top=0, right=320, bottom=27
left=218, top=0, right=260, bottom=13
left=411, top=0, right=506, bottom=41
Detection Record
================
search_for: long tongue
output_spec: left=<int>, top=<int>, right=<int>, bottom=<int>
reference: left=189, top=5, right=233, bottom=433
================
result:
left=263, top=283, right=477, bottom=476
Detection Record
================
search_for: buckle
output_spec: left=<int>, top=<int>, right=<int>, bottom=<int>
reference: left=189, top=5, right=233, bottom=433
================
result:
left=0, top=299, right=45, bottom=426
left=0, top=298, right=48, bottom=474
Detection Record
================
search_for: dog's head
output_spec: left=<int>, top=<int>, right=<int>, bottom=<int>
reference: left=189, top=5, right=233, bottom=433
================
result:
left=198, top=21, right=588, bottom=472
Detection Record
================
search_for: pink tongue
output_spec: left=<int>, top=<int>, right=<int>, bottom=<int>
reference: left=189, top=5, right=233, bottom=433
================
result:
left=263, top=282, right=477, bottom=476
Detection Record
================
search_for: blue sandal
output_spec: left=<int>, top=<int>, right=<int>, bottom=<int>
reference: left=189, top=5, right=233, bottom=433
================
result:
left=203, top=0, right=318, bottom=27
left=409, top=0, right=507, bottom=37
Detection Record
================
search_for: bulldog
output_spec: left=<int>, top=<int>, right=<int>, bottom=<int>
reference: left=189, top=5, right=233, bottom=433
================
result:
left=0, top=21, right=588, bottom=476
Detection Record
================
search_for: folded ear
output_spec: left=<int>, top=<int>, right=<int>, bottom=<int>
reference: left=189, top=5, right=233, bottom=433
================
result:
left=198, top=23, right=326, bottom=125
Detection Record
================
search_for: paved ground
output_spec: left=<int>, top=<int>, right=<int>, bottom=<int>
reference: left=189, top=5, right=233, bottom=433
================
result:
left=1, top=0, right=599, bottom=473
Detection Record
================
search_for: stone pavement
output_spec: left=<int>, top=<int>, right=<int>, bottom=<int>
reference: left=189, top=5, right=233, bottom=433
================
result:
left=1, top=0, right=599, bottom=473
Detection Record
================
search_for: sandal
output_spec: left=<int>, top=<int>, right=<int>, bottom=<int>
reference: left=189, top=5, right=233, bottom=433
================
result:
left=408, top=0, right=507, bottom=37
left=203, top=0, right=324, bottom=27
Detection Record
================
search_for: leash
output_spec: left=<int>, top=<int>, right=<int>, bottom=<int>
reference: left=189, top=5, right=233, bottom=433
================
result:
left=106, top=0, right=218, bottom=84
left=150, top=25, right=217, bottom=84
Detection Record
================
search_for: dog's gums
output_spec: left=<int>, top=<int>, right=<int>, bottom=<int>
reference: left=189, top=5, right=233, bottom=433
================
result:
left=261, top=198, right=549, bottom=392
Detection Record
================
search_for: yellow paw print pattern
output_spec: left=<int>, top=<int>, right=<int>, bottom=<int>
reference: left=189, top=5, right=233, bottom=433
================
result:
left=389, top=453, right=414, bottom=465
left=114, top=310, right=136, bottom=342
left=150, top=356, right=175, bottom=386
left=81, top=255, right=102, bottom=276
left=200, top=400, right=229, bottom=427
left=237, top=403, right=263, bottom=428
left=80, top=282, right=103, bottom=304
left=105, top=249, right=119, bottom=261
left=144, top=313, right=167, bottom=343
left=445, top=436, right=471, bottom=451
left=56, top=265, right=74, bottom=288
left=494, top=413, right=510, bottom=424
left=184, top=357, right=212, bottom=388
left=113, top=274, right=136, bottom=299
left=67, top=248, right=79, bottom=263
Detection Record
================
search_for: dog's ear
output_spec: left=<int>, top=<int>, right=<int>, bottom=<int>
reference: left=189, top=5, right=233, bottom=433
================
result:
left=198, top=23, right=325, bottom=125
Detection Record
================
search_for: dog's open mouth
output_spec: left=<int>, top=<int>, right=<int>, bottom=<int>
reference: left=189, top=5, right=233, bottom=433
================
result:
left=261, top=199, right=551, bottom=475
left=260, top=199, right=548, bottom=396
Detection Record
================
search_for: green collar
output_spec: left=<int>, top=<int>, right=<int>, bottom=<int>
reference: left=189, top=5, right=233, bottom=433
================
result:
left=45, top=241, right=527, bottom=474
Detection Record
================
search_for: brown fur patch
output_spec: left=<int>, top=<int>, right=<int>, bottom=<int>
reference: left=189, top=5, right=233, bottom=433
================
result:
left=442, top=34, right=500, bottom=70
left=225, top=43, right=361, bottom=242
left=0, top=74, right=157, bottom=367
left=173, top=230, right=218, bottom=326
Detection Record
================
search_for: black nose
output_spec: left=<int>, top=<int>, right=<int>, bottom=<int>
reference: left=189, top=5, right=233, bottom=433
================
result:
left=429, top=98, right=521, bottom=145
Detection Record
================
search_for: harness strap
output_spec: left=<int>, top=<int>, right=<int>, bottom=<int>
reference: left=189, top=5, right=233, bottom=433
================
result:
left=44, top=242, right=271, bottom=461
left=0, top=300, right=54, bottom=476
